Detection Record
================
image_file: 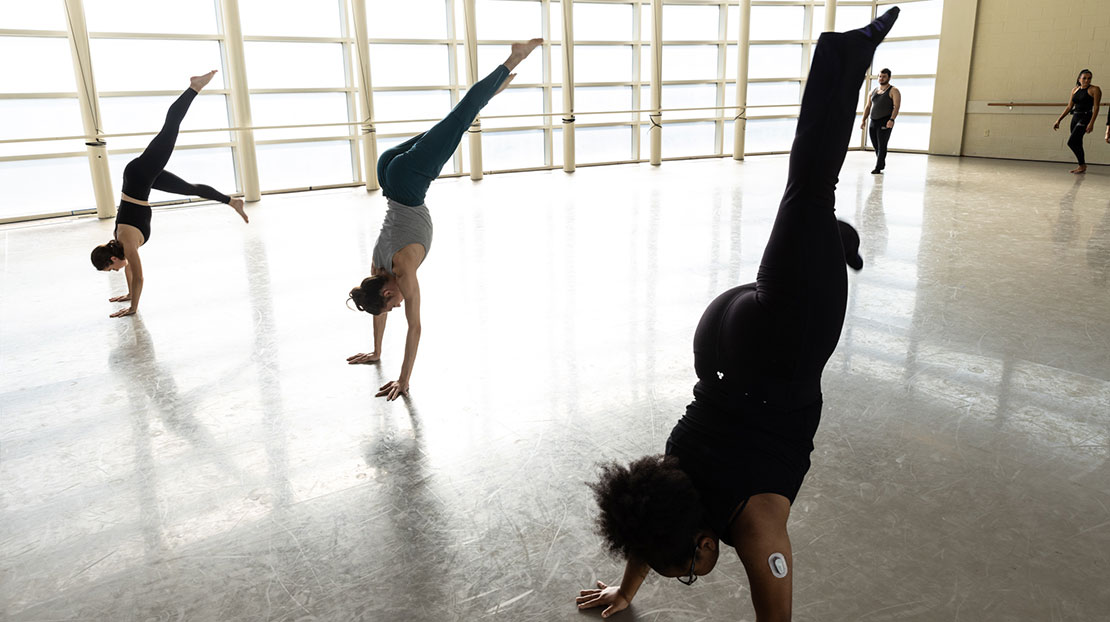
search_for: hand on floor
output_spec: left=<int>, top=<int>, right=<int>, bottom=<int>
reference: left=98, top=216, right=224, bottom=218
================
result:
left=576, top=581, right=630, bottom=618
left=376, top=379, right=408, bottom=401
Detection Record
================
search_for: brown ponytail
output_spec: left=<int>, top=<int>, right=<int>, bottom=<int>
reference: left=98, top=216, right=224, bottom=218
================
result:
left=91, top=240, right=125, bottom=270
left=348, top=276, right=387, bottom=315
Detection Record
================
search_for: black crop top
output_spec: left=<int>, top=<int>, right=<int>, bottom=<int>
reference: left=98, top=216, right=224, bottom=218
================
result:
left=115, top=200, right=152, bottom=245
left=665, top=378, right=822, bottom=546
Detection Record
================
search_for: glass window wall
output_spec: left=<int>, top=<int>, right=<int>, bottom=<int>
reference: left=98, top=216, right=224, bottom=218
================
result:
left=1, top=0, right=946, bottom=221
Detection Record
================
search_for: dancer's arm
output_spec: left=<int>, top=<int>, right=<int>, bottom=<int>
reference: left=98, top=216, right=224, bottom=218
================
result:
left=111, top=246, right=143, bottom=318
left=377, top=268, right=421, bottom=400
left=575, top=557, right=650, bottom=617
left=109, top=266, right=133, bottom=303
left=886, top=87, right=900, bottom=129
left=1054, top=89, right=1076, bottom=130
left=732, top=495, right=793, bottom=622
left=372, top=313, right=387, bottom=356
left=1087, top=86, right=1101, bottom=133
left=349, top=262, right=388, bottom=364
left=860, top=89, right=874, bottom=129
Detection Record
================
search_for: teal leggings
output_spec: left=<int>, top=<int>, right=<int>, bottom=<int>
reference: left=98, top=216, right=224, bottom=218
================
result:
left=377, top=64, right=510, bottom=206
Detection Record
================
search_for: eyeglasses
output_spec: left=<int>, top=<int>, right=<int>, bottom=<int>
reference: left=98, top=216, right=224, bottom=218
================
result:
left=677, top=543, right=698, bottom=586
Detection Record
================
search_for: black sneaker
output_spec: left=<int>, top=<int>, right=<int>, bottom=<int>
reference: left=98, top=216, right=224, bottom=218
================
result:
left=871, top=168, right=882, bottom=174
left=837, top=220, right=865, bottom=271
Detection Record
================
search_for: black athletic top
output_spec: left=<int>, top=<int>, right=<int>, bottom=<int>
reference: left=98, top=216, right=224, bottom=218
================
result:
left=870, top=86, right=894, bottom=120
left=1072, top=86, right=1094, bottom=114
left=666, top=380, right=821, bottom=546
left=665, top=283, right=824, bottom=547
left=115, top=200, right=151, bottom=245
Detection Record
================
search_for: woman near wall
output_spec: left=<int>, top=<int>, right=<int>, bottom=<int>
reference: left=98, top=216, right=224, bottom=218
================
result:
left=1053, top=69, right=1101, bottom=174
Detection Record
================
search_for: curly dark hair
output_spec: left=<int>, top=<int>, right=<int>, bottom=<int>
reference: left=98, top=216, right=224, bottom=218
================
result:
left=349, top=275, right=387, bottom=315
left=588, top=455, right=703, bottom=572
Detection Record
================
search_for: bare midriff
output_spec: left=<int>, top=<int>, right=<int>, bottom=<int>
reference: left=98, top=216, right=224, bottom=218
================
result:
left=121, top=193, right=150, bottom=206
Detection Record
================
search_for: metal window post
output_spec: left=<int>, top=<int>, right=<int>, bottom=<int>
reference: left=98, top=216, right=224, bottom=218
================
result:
left=219, top=0, right=261, bottom=202
left=63, top=0, right=114, bottom=218
left=731, top=0, right=750, bottom=160
left=649, top=0, right=662, bottom=166
left=561, top=0, right=575, bottom=172
left=715, top=0, right=728, bottom=154
left=461, top=0, right=483, bottom=180
left=350, top=0, right=380, bottom=191
left=824, top=0, right=837, bottom=32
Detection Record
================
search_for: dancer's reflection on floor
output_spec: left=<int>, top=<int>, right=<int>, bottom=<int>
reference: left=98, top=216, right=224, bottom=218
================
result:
left=1052, top=176, right=1083, bottom=259
left=358, top=369, right=452, bottom=612
left=860, top=176, right=889, bottom=261
left=1087, top=200, right=1110, bottom=285
left=109, top=317, right=249, bottom=554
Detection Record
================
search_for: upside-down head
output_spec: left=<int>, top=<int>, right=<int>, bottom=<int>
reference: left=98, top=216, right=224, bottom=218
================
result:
left=589, top=455, right=719, bottom=577
left=91, top=240, right=127, bottom=271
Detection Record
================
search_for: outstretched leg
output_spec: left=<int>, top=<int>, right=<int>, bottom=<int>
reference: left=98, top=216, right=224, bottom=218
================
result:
left=868, top=119, right=882, bottom=172
left=1068, top=114, right=1088, bottom=173
left=877, top=122, right=891, bottom=170
left=151, top=170, right=247, bottom=222
left=752, top=7, right=898, bottom=373
left=377, top=39, right=543, bottom=206
left=121, top=71, right=217, bottom=201
left=870, top=118, right=891, bottom=172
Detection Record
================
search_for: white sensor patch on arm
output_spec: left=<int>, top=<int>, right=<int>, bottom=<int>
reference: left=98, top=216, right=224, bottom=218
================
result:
left=767, top=552, right=788, bottom=578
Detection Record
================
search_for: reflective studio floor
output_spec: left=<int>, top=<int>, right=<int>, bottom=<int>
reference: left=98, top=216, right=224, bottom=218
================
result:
left=2, top=152, right=1109, bottom=621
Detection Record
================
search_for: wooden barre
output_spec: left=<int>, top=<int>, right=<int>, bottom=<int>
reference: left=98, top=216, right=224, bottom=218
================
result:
left=987, top=102, right=1065, bottom=107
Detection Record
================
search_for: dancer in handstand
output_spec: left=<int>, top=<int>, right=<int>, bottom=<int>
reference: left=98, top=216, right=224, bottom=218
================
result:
left=346, top=39, right=542, bottom=401
left=576, top=9, right=897, bottom=620
left=90, top=70, right=248, bottom=318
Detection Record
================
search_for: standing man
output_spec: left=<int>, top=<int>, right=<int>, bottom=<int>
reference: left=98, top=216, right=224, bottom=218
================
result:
left=861, top=68, right=900, bottom=174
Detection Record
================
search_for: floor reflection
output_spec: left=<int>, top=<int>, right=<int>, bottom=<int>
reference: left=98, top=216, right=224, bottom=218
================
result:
left=1088, top=200, right=1110, bottom=285
left=359, top=388, right=452, bottom=614
left=109, top=316, right=247, bottom=556
left=1052, top=175, right=1083, bottom=257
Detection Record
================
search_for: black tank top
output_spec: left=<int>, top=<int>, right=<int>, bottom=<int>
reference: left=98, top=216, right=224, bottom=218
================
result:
left=870, top=86, right=894, bottom=120
left=666, top=380, right=821, bottom=546
left=1072, top=86, right=1093, bottom=114
left=115, top=200, right=152, bottom=245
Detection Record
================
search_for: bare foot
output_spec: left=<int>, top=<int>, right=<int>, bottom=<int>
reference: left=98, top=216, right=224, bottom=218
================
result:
left=494, top=73, right=517, bottom=96
left=1070, top=165, right=1087, bottom=174
left=190, top=70, right=217, bottom=92
left=503, top=38, right=543, bottom=71
left=230, top=197, right=248, bottom=223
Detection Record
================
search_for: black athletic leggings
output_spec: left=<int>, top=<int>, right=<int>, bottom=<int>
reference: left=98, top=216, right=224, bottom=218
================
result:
left=692, top=8, right=897, bottom=402
left=868, top=116, right=892, bottom=170
left=1068, top=112, right=1092, bottom=166
left=121, top=88, right=231, bottom=204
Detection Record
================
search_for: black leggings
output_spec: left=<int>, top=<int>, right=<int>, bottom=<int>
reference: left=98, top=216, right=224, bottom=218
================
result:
left=1068, top=112, right=1091, bottom=166
left=120, top=88, right=231, bottom=204
left=692, top=8, right=898, bottom=400
left=868, top=116, right=892, bottom=170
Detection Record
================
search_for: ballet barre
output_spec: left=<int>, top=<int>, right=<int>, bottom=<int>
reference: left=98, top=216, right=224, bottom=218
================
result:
left=0, top=103, right=805, bottom=145
left=987, top=102, right=1065, bottom=110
